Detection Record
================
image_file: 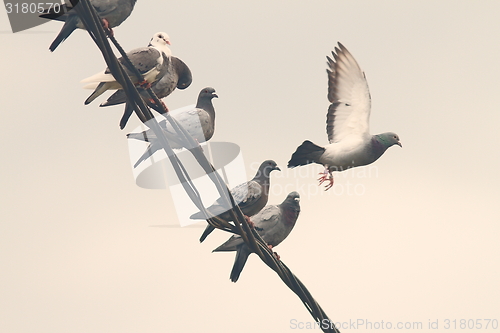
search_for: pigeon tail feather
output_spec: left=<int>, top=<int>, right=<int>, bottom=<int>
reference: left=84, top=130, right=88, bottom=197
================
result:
left=101, top=90, right=127, bottom=107
left=199, top=225, right=215, bottom=243
left=133, top=145, right=155, bottom=168
left=119, top=103, right=134, bottom=130
left=48, top=16, right=77, bottom=52
left=81, top=71, right=115, bottom=84
left=84, top=82, right=111, bottom=105
left=230, top=246, right=251, bottom=282
left=287, top=140, right=325, bottom=167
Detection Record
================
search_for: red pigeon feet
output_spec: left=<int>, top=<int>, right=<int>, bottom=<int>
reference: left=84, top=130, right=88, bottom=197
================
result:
left=160, top=100, right=169, bottom=112
left=138, top=80, right=152, bottom=89
left=318, top=168, right=334, bottom=191
left=267, top=245, right=280, bottom=260
left=244, top=215, right=255, bottom=228
left=147, top=99, right=169, bottom=113
left=102, top=19, right=114, bottom=37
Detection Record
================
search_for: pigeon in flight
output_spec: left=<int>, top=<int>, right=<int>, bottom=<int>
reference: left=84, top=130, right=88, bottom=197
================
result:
left=40, top=0, right=136, bottom=52
left=127, top=87, right=218, bottom=168
left=190, top=160, right=281, bottom=243
left=213, top=191, right=301, bottom=282
left=288, top=42, right=401, bottom=190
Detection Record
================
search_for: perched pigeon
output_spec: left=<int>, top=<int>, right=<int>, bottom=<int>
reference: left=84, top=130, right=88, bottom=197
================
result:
left=127, top=87, right=218, bottom=168
left=101, top=48, right=192, bottom=129
left=191, top=160, right=281, bottom=243
left=288, top=42, right=401, bottom=190
left=40, top=0, right=136, bottom=52
left=81, top=32, right=171, bottom=105
left=213, top=191, right=301, bottom=282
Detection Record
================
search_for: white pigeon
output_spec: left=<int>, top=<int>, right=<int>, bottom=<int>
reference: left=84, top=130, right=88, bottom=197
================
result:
left=288, top=42, right=401, bottom=190
left=81, top=32, right=172, bottom=105
left=213, top=191, right=301, bottom=282
left=101, top=54, right=193, bottom=130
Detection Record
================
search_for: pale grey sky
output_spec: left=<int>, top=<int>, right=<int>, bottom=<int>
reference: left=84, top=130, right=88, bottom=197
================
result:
left=1, top=1, right=499, bottom=332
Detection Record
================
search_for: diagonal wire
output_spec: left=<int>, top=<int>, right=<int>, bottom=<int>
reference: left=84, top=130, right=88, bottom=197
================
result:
left=71, top=1, right=340, bottom=331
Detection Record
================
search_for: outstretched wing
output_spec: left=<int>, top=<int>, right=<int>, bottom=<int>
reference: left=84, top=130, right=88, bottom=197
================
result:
left=326, top=42, right=371, bottom=144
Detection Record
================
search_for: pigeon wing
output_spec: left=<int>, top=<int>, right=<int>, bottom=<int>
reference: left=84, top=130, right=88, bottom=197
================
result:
left=326, top=42, right=371, bottom=144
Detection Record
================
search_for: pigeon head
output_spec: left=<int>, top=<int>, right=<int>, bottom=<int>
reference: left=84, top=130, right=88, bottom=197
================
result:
left=196, top=87, right=218, bottom=110
left=149, top=32, right=172, bottom=56
left=254, top=160, right=281, bottom=179
left=287, top=191, right=300, bottom=202
left=282, top=191, right=301, bottom=225
left=199, top=87, right=218, bottom=100
left=283, top=191, right=300, bottom=207
left=377, top=132, right=402, bottom=148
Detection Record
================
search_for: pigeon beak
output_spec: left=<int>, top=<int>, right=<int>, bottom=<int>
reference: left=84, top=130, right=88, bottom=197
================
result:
left=397, top=142, right=402, bottom=147
left=275, top=166, right=281, bottom=171
left=166, top=40, right=171, bottom=45
left=213, top=93, right=218, bottom=98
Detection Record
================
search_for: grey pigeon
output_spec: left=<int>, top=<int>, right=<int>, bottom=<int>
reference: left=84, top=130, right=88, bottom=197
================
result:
left=127, top=87, right=218, bottom=168
left=288, top=42, right=401, bottom=190
left=101, top=52, right=192, bottom=129
left=191, top=160, right=281, bottom=243
left=40, top=0, right=136, bottom=52
left=213, top=191, right=301, bottom=282
left=81, top=32, right=171, bottom=105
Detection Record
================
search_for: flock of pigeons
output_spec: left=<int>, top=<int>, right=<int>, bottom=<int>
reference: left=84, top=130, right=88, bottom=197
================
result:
left=41, top=0, right=402, bottom=282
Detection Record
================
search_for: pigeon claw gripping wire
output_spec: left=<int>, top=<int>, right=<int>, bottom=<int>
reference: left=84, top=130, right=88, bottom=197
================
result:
left=138, top=80, right=152, bottom=89
left=101, top=18, right=114, bottom=37
left=318, top=169, right=334, bottom=191
left=160, top=100, right=169, bottom=112
left=267, top=245, right=281, bottom=260
left=146, top=98, right=169, bottom=113
left=244, top=215, right=255, bottom=228
left=244, top=215, right=262, bottom=231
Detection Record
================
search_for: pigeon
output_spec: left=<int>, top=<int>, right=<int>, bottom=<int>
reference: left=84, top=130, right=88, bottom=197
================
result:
left=81, top=32, right=172, bottom=105
left=288, top=42, right=402, bottom=190
left=190, top=160, right=281, bottom=243
left=213, top=191, right=301, bottom=282
left=127, top=87, right=218, bottom=168
left=40, top=0, right=136, bottom=52
left=101, top=49, right=192, bottom=129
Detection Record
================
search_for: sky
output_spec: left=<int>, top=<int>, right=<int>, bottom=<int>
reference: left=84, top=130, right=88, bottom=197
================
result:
left=1, top=1, right=499, bottom=332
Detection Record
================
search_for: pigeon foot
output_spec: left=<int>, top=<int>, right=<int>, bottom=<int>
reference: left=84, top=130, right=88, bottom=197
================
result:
left=244, top=215, right=254, bottom=228
left=267, top=245, right=280, bottom=260
left=318, top=168, right=334, bottom=191
left=245, top=216, right=263, bottom=231
left=102, top=19, right=114, bottom=37
left=138, top=80, right=152, bottom=89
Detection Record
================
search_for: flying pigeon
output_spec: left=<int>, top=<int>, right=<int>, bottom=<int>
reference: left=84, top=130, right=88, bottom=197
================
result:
left=81, top=32, right=172, bottom=105
left=213, top=191, right=301, bottom=282
left=288, top=42, right=401, bottom=190
left=127, top=87, right=218, bottom=168
left=190, top=160, right=281, bottom=243
left=100, top=48, right=192, bottom=129
left=40, top=0, right=136, bottom=52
